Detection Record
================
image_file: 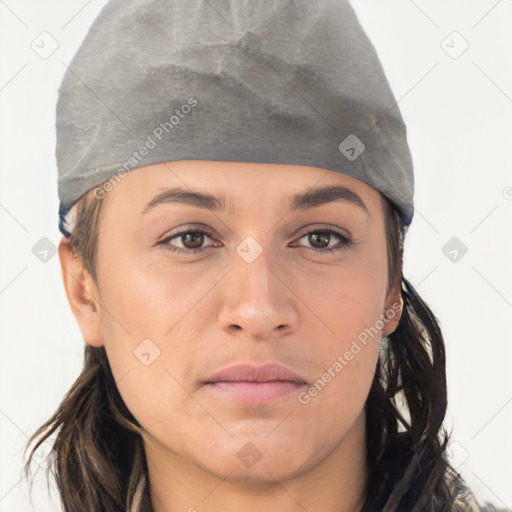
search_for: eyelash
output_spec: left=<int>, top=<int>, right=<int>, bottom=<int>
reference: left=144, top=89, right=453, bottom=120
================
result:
left=158, top=225, right=353, bottom=255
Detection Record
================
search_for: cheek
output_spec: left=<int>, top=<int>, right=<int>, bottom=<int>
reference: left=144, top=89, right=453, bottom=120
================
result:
left=294, top=243, right=388, bottom=421
left=301, top=243, right=388, bottom=348
left=95, top=247, right=200, bottom=357
left=299, top=331, right=380, bottom=423
left=94, top=250, right=218, bottom=433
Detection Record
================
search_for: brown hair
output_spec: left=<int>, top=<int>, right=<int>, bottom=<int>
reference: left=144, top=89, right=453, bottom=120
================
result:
left=25, top=188, right=484, bottom=511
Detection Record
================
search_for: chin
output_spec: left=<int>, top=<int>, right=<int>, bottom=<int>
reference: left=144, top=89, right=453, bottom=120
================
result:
left=193, top=435, right=318, bottom=484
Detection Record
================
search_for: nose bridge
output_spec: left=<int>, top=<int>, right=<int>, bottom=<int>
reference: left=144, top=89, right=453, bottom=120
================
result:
left=219, top=234, right=298, bottom=338
left=234, top=236, right=278, bottom=306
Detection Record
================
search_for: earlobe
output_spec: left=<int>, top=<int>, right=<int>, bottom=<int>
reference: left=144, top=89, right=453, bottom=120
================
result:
left=382, top=283, right=403, bottom=336
left=58, top=236, right=104, bottom=347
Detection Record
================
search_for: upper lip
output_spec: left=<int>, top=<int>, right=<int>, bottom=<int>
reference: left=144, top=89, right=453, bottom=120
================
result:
left=204, top=363, right=307, bottom=384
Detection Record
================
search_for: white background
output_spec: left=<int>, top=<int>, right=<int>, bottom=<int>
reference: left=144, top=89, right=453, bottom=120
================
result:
left=0, top=1, right=511, bottom=510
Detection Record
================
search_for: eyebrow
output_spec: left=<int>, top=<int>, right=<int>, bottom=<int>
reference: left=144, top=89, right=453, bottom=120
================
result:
left=141, top=184, right=369, bottom=216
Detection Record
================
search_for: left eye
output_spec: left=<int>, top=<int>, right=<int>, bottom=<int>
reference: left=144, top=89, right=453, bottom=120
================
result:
left=291, top=229, right=352, bottom=252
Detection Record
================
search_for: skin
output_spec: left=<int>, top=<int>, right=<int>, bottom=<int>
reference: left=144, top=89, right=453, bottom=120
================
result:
left=59, top=160, right=401, bottom=512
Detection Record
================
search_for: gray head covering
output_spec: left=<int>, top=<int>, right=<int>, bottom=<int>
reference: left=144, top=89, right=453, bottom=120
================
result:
left=56, top=0, right=414, bottom=235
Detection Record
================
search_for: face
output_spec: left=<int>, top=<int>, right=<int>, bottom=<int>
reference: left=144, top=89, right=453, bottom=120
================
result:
left=63, top=161, right=401, bottom=485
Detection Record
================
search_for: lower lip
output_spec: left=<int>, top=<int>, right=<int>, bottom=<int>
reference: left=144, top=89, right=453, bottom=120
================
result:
left=206, top=381, right=306, bottom=404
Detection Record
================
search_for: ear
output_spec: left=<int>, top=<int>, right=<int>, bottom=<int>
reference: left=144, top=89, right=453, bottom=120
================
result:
left=381, top=282, right=403, bottom=337
left=58, top=236, right=104, bottom=347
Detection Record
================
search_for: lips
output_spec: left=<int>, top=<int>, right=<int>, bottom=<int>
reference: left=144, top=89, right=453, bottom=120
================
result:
left=203, top=363, right=307, bottom=404
left=205, top=363, right=307, bottom=384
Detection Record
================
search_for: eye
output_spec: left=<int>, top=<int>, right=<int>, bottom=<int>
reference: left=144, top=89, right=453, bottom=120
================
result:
left=157, top=225, right=353, bottom=255
left=158, top=227, right=218, bottom=254
left=291, top=227, right=353, bottom=253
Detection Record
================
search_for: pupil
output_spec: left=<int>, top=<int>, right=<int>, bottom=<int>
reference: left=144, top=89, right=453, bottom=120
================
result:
left=183, top=232, right=204, bottom=249
left=310, top=232, right=329, bottom=248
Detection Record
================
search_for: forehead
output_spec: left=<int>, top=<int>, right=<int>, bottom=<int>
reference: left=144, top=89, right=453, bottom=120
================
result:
left=101, top=160, right=384, bottom=214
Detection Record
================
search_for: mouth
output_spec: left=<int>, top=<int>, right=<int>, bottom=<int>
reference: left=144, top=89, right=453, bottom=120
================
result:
left=203, top=363, right=308, bottom=404
left=205, top=380, right=307, bottom=404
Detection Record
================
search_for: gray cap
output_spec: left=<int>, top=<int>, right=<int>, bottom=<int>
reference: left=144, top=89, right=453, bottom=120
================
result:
left=56, top=0, right=414, bottom=235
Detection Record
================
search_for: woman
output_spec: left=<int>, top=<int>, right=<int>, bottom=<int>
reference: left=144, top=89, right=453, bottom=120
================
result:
left=24, top=0, right=486, bottom=510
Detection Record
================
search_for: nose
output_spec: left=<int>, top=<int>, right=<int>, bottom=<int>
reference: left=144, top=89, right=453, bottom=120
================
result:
left=218, top=243, right=300, bottom=341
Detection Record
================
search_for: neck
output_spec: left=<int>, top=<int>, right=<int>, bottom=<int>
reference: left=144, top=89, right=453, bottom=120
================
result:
left=145, top=411, right=368, bottom=512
